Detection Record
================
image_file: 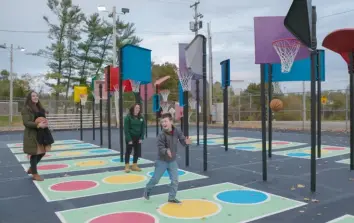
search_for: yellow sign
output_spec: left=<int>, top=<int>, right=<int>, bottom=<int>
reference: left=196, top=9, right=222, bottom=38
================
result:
left=321, top=96, right=327, bottom=105
left=74, top=86, right=88, bottom=103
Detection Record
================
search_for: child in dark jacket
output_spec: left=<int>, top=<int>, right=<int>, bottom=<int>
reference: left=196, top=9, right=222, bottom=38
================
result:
left=143, top=113, right=191, bottom=203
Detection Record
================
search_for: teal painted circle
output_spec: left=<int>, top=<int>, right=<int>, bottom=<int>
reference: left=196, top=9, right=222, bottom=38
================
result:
left=89, top=149, right=111, bottom=154
left=75, top=144, right=92, bottom=148
left=235, top=146, right=256, bottom=150
left=111, top=158, right=134, bottom=163
left=216, top=190, right=268, bottom=204
left=148, top=170, right=186, bottom=177
left=287, top=152, right=310, bottom=157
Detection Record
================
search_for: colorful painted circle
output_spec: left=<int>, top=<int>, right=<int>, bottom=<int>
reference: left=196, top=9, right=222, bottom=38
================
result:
left=75, top=160, right=106, bottom=167
left=111, top=158, right=134, bottom=163
left=58, top=151, right=84, bottom=157
left=44, top=154, right=52, bottom=157
left=50, top=180, right=97, bottom=192
left=158, top=199, right=220, bottom=219
left=303, top=149, right=328, bottom=154
left=216, top=190, right=269, bottom=204
left=103, top=175, right=145, bottom=184
left=322, top=147, right=345, bottom=151
left=148, top=170, right=186, bottom=177
left=89, top=212, right=156, bottom=223
left=38, top=164, right=69, bottom=170
left=235, top=146, right=256, bottom=150
left=234, top=137, right=248, bottom=140
left=287, top=152, right=310, bottom=157
left=89, top=149, right=111, bottom=154
left=272, top=141, right=289, bottom=145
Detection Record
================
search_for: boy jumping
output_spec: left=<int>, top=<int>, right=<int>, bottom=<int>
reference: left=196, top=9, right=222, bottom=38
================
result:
left=144, top=113, right=191, bottom=203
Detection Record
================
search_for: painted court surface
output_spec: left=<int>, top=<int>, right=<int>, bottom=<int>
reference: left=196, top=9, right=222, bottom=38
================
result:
left=7, top=139, right=83, bottom=148
left=56, top=182, right=306, bottom=223
left=223, top=140, right=306, bottom=151
left=14, top=148, right=118, bottom=162
left=21, top=155, right=153, bottom=175
left=327, top=215, right=354, bottom=223
left=272, top=145, right=350, bottom=159
left=193, top=137, right=260, bottom=145
left=10, top=142, right=99, bottom=153
left=34, top=166, right=207, bottom=202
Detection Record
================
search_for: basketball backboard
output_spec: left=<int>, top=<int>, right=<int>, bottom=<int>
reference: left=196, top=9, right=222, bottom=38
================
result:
left=284, top=0, right=313, bottom=49
left=322, top=29, right=354, bottom=65
left=94, top=80, right=107, bottom=100
left=139, top=83, right=154, bottom=101
left=254, top=16, right=310, bottom=64
left=264, top=50, right=325, bottom=82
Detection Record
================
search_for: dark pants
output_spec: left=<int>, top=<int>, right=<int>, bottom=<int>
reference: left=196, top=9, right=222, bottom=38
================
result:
left=30, top=153, right=45, bottom=174
left=125, top=136, right=141, bottom=164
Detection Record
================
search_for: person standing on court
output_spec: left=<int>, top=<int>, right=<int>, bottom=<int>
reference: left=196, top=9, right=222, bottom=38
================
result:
left=22, top=91, right=54, bottom=181
left=123, top=103, right=145, bottom=172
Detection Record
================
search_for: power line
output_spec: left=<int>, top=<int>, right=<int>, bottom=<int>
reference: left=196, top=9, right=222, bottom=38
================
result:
left=0, top=8, right=352, bottom=36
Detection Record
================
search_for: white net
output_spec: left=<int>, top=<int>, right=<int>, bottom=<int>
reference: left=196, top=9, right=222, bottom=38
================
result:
left=272, top=38, right=301, bottom=73
left=94, top=97, right=100, bottom=104
left=178, top=70, right=194, bottom=92
left=160, top=102, right=170, bottom=113
left=160, top=90, right=170, bottom=102
left=80, top=94, right=88, bottom=106
left=188, top=112, right=193, bottom=123
left=188, top=98, right=196, bottom=110
left=130, top=80, right=141, bottom=92
left=169, top=107, right=175, bottom=115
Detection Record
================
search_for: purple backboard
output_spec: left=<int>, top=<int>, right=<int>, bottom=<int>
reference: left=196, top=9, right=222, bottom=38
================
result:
left=254, top=16, right=310, bottom=64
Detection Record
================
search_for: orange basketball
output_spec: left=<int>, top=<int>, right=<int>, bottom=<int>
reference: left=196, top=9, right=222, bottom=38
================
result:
left=35, top=117, right=47, bottom=124
left=269, top=99, right=283, bottom=112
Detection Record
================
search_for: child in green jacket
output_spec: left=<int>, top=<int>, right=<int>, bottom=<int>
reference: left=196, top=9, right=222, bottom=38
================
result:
left=123, top=103, right=145, bottom=172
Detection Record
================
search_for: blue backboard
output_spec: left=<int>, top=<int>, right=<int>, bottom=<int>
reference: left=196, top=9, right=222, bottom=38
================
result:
left=120, top=44, right=152, bottom=84
left=265, top=49, right=325, bottom=82
left=152, top=94, right=160, bottom=112
left=220, top=59, right=230, bottom=88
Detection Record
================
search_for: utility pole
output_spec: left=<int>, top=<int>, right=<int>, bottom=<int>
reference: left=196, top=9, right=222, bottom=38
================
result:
left=112, top=6, right=117, bottom=67
left=0, top=43, right=25, bottom=125
left=189, top=1, right=203, bottom=35
left=207, top=22, right=213, bottom=123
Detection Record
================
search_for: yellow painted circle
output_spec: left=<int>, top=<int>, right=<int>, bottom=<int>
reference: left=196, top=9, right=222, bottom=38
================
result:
left=75, top=160, right=106, bottom=167
left=53, top=145, right=66, bottom=149
left=103, top=174, right=146, bottom=184
left=58, top=151, right=83, bottom=157
left=303, top=149, right=329, bottom=154
left=158, top=199, right=221, bottom=219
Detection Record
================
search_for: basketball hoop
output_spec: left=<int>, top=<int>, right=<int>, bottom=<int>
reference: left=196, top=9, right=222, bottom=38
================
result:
left=178, top=70, right=194, bottom=92
left=169, top=107, right=176, bottom=115
left=80, top=94, right=88, bottom=106
left=94, top=97, right=100, bottom=105
left=160, top=102, right=170, bottom=113
left=188, top=98, right=196, bottom=110
left=130, top=80, right=141, bottom=93
left=272, top=38, right=301, bottom=73
left=160, top=90, right=170, bottom=102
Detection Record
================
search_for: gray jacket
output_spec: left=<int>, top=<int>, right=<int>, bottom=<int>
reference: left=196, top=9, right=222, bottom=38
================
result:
left=157, top=126, right=187, bottom=162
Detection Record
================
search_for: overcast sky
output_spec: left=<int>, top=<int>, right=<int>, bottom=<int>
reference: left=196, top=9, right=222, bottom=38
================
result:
left=0, top=0, right=353, bottom=93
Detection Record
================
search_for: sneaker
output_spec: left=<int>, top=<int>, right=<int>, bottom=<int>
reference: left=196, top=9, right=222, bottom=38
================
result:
left=168, top=198, right=181, bottom=203
left=143, top=191, right=150, bottom=200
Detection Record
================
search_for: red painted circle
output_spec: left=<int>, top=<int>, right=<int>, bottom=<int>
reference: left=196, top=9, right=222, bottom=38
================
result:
left=50, top=180, right=97, bottom=192
left=38, top=164, right=68, bottom=170
left=272, top=142, right=289, bottom=145
left=44, top=154, right=51, bottom=157
left=323, top=147, right=345, bottom=151
left=235, top=137, right=248, bottom=140
left=89, top=212, right=156, bottom=223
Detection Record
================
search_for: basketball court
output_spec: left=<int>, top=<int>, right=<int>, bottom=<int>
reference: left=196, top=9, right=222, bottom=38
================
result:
left=10, top=142, right=99, bottom=154
left=55, top=182, right=306, bottom=223
left=20, top=155, right=153, bottom=175
left=193, top=137, right=261, bottom=145
left=223, top=140, right=306, bottom=151
left=273, top=145, right=350, bottom=159
left=327, top=215, right=354, bottom=223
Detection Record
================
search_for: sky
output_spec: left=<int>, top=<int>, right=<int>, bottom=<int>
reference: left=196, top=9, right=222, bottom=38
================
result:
left=0, top=0, right=353, bottom=93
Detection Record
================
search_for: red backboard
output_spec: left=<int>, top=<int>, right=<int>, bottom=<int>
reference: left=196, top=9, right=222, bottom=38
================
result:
left=104, top=66, right=132, bottom=92
left=322, top=29, right=354, bottom=64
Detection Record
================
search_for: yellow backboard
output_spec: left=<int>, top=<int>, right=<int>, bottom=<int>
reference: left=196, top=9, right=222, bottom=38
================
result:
left=74, top=86, right=88, bottom=103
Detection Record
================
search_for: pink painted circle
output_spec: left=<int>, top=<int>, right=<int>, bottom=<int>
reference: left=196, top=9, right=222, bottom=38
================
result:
left=272, top=141, right=289, bottom=145
left=322, top=147, right=345, bottom=151
left=89, top=212, right=156, bottom=223
left=38, top=164, right=68, bottom=170
left=50, top=180, right=97, bottom=192
left=44, top=154, right=51, bottom=157
left=235, top=137, right=248, bottom=140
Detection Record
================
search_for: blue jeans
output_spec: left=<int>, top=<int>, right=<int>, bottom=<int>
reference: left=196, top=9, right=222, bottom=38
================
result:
left=145, top=160, right=179, bottom=200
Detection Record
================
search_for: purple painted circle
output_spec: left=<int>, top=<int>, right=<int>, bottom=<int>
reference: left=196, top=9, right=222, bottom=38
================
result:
left=89, top=212, right=156, bottom=223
